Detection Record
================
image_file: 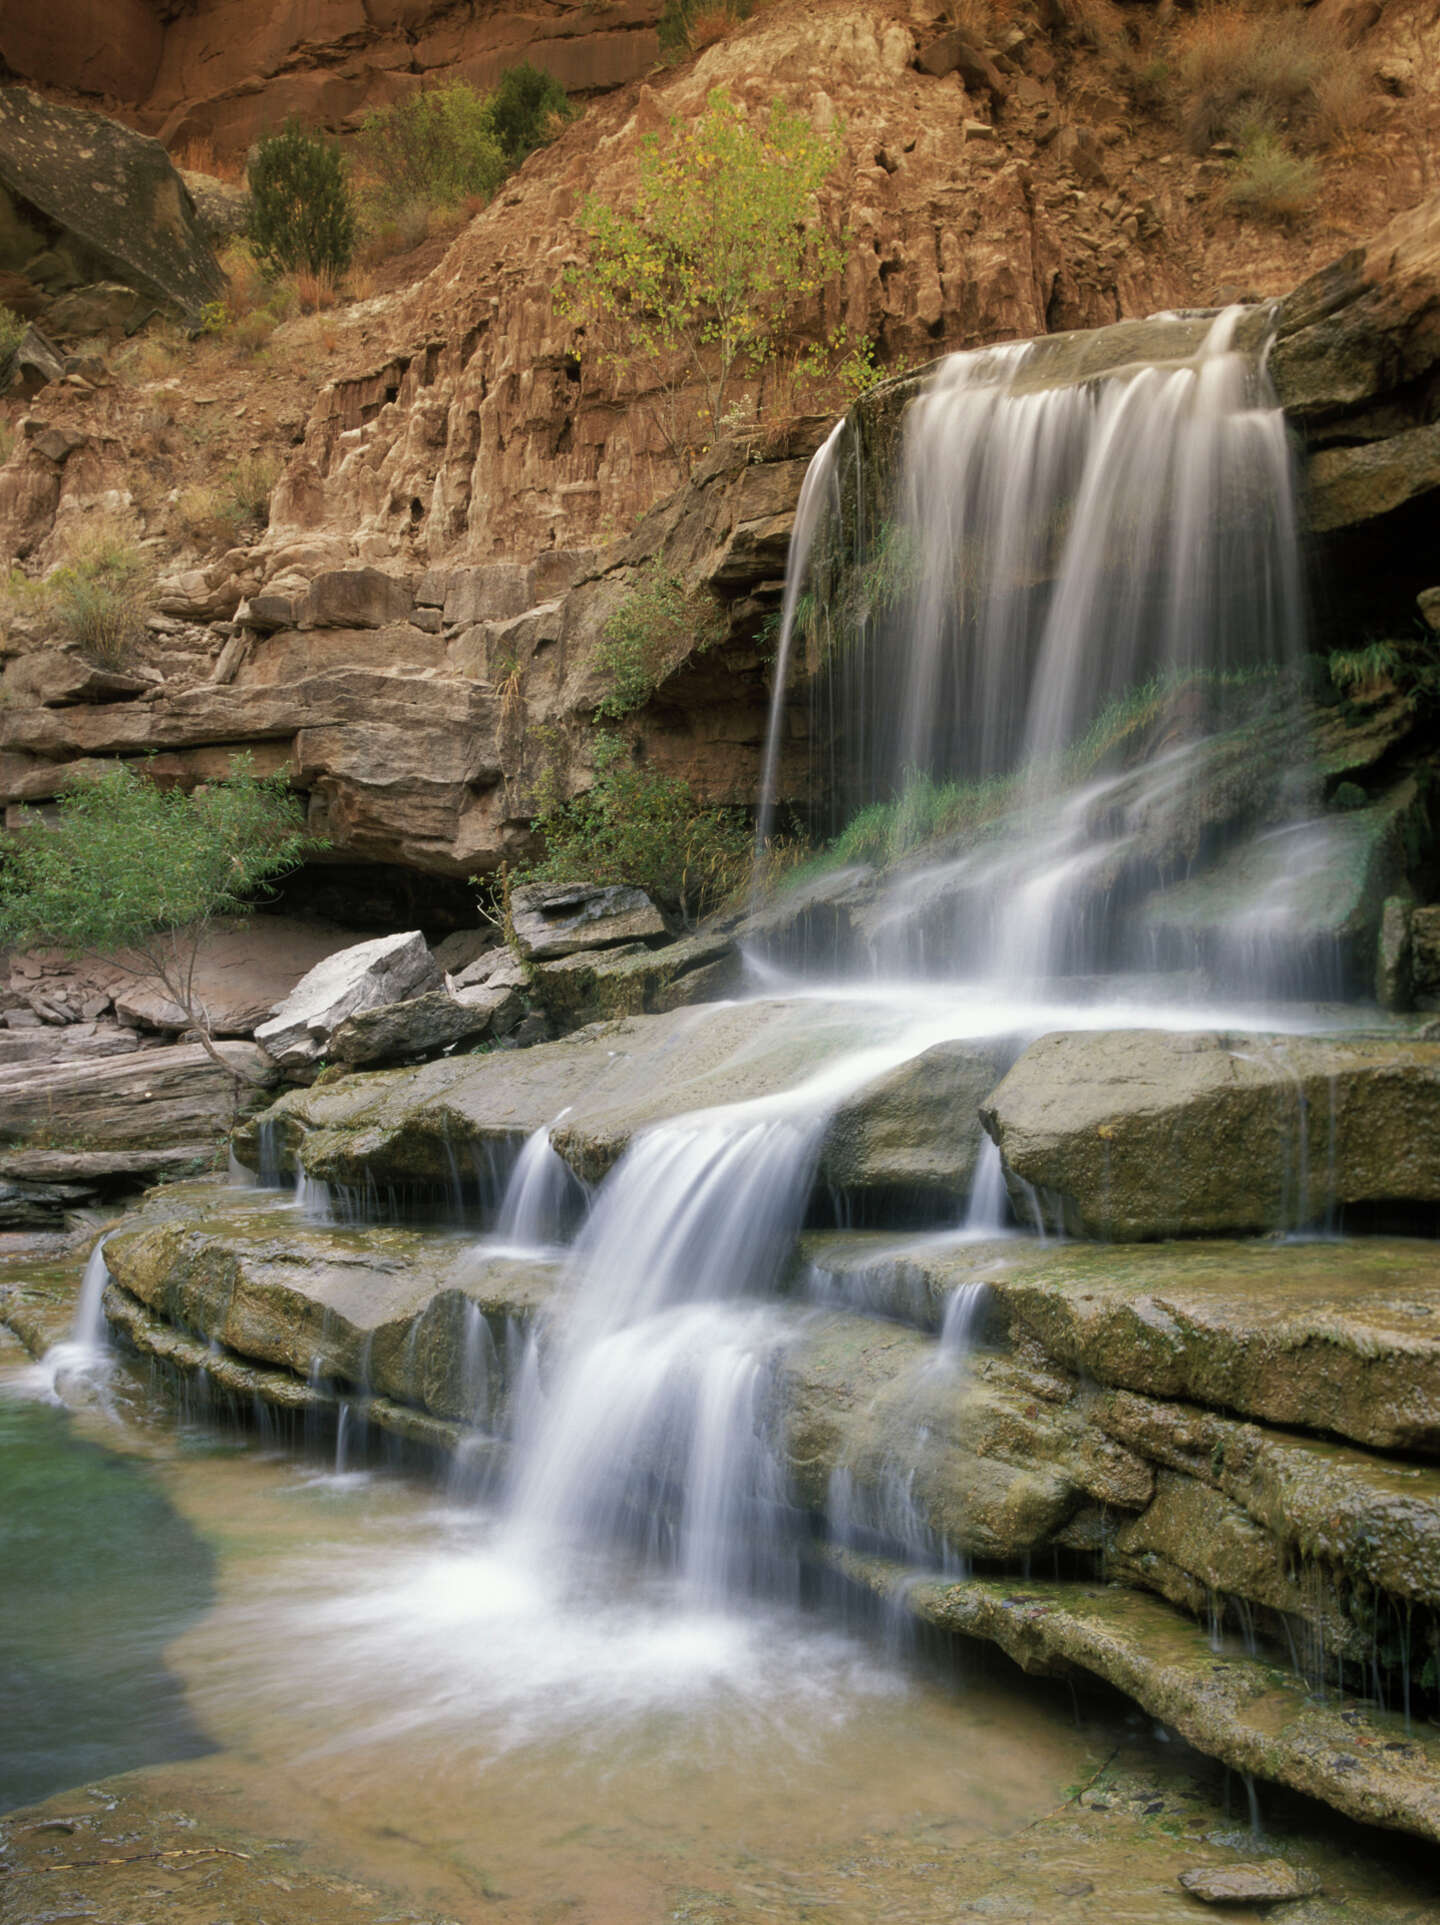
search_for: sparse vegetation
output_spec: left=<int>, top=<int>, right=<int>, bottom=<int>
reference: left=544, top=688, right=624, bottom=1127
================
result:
left=248, top=120, right=356, bottom=278
left=0, top=756, right=316, bottom=1081
left=0, top=304, right=25, bottom=373
left=562, top=88, right=845, bottom=464
left=524, top=730, right=749, bottom=920
left=1223, top=132, right=1320, bottom=222
left=659, top=0, right=754, bottom=54
left=48, top=522, right=153, bottom=670
left=1174, top=6, right=1325, bottom=154
left=1329, top=638, right=1440, bottom=712
left=593, top=562, right=726, bottom=720
left=177, top=450, right=283, bottom=547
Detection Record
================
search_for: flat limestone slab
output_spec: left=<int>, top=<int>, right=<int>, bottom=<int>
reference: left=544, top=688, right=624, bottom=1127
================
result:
left=239, top=997, right=1007, bottom=1204
left=103, top=1187, right=559, bottom=1424
left=982, top=1029, right=1440, bottom=1238
left=831, top=1549, right=1440, bottom=1846
left=802, top=1230, right=1440, bottom=1454
left=999, top=1237, right=1440, bottom=1455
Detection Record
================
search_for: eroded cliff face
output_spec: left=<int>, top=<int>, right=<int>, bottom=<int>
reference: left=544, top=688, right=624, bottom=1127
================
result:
left=0, top=0, right=664, bottom=155
left=0, top=0, right=1436, bottom=890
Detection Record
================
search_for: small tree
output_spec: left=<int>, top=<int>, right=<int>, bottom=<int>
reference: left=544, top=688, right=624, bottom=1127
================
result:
left=562, top=88, right=844, bottom=463
left=248, top=120, right=356, bottom=277
left=0, top=759, right=317, bottom=1083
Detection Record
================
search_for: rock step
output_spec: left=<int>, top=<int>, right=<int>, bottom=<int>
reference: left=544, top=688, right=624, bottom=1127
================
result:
left=103, top=1283, right=475, bottom=1463
left=826, top=1547, right=1440, bottom=1847
left=236, top=997, right=1012, bottom=1207
left=983, top=1028, right=1440, bottom=1239
left=103, top=1190, right=558, bottom=1426
left=799, top=1230, right=1440, bottom=1454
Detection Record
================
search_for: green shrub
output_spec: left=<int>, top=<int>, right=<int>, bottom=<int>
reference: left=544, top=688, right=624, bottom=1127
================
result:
left=0, top=755, right=315, bottom=1074
left=563, top=88, right=845, bottom=464
left=47, top=524, right=152, bottom=670
left=248, top=120, right=356, bottom=277
left=354, top=83, right=507, bottom=222
left=0, top=303, right=25, bottom=369
left=525, top=731, right=749, bottom=919
left=1223, top=133, right=1319, bottom=222
left=488, top=61, right=573, bottom=164
left=593, top=562, right=725, bottom=720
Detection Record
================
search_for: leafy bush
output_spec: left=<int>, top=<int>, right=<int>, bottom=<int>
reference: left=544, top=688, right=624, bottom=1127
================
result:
left=0, top=756, right=315, bottom=1073
left=1223, top=133, right=1319, bottom=222
left=563, top=88, right=845, bottom=463
left=525, top=731, right=749, bottom=919
left=248, top=120, right=356, bottom=277
left=593, top=562, right=726, bottom=720
left=488, top=61, right=573, bottom=164
left=354, top=83, right=507, bottom=222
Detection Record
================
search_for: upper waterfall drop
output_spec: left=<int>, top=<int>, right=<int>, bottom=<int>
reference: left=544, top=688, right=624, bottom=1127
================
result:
left=755, top=305, right=1316, bottom=994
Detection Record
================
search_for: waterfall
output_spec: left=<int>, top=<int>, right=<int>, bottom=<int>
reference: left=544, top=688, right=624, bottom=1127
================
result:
left=31, top=1240, right=114, bottom=1401
left=501, top=1022, right=979, bottom=1590
left=492, top=1119, right=586, bottom=1253
left=755, top=306, right=1312, bottom=996
left=754, top=417, right=848, bottom=859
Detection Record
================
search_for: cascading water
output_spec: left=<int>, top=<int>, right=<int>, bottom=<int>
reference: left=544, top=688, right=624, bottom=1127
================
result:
left=491, top=1117, right=587, bottom=1253
left=491, top=309, right=1318, bottom=1602
left=761, top=307, right=1318, bottom=996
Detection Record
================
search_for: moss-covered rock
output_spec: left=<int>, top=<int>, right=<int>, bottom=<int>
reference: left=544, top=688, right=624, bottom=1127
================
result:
left=982, top=1029, right=1440, bottom=1238
left=829, top=1550, right=1440, bottom=1846
left=103, top=1187, right=559, bottom=1424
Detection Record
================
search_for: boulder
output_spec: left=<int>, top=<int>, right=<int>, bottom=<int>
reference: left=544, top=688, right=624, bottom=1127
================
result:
left=433, top=926, right=498, bottom=975
left=981, top=1029, right=1440, bottom=1238
left=108, top=917, right=368, bottom=1037
left=1178, top=1864, right=1321, bottom=1906
left=0, top=87, right=223, bottom=323
left=253, top=931, right=440, bottom=1067
left=509, top=880, right=669, bottom=960
left=328, top=984, right=523, bottom=1066
left=526, top=930, right=743, bottom=1025
left=299, top=569, right=413, bottom=630
left=817, top=1037, right=1015, bottom=1202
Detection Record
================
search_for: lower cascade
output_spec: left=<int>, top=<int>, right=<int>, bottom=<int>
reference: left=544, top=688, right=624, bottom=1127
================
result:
left=9, top=279, right=1440, bottom=1919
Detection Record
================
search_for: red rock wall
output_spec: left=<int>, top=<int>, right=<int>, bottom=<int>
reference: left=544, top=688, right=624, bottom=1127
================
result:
left=2, top=0, right=662, bottom=156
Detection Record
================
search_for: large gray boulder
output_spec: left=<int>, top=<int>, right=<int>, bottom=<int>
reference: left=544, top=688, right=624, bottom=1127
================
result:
left=254, top=932, right=440, bottom=1068
left=982, top=1028, right=1440, bottom=1238
left=0, top=86, right=224, bottom=324
left=817, top=1037, right=1016, bottom=1201
left=509, top=880, right=668, bottom=961
left=328, top=983, right=523, bottom=1067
